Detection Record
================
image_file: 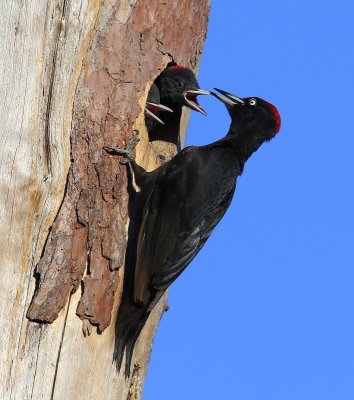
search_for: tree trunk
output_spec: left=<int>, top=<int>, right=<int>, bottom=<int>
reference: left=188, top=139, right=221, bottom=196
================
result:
left=0, top=1, right=209, bottom=399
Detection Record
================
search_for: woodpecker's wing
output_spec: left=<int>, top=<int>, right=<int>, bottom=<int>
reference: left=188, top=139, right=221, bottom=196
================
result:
left=133, top=146, right=236, bottom=306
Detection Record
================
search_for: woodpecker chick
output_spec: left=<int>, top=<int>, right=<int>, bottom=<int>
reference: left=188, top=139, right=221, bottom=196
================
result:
left=108, top=88, right=281, bottom=376
left=144, top=83, right=173, bottom=128
left=156, top=65, right=210, bottom=115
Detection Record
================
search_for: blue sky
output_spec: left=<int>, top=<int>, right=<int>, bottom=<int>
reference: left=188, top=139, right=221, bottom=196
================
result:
left=144, top=2, right=354, bottom=399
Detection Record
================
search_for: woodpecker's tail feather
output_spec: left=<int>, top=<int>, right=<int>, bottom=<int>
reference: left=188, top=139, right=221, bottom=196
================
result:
left=113, top=289, right=166, bottom=377
left=113, top=296, right=150, bottom=377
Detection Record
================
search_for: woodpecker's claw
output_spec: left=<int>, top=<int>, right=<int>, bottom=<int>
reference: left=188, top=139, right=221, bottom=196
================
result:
left=104, top=131, right=140, bottom=164
left=103, top=147, right=133, bottom=164
left=126, top=131, right=140, bottom=151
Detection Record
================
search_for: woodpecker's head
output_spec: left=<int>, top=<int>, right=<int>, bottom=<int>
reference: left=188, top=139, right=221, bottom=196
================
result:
left=212, top=88, right=281, bottom=142
left=145, top=83, right=172, bottom=125
left=156, top=66, right=210, bottom=115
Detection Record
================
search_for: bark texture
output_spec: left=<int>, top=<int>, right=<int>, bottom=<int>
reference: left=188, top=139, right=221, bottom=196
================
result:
left=0, top=0, right=209, bottom=399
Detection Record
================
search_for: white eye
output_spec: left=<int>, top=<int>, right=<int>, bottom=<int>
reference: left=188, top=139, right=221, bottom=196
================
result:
left=249, top=98, right=257, bottom=106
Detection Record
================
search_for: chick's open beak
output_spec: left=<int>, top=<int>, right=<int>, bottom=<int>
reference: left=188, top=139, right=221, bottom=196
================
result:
left=184, top=89, right=210, bottom=115
left=145, top=102, right=173, bottom=125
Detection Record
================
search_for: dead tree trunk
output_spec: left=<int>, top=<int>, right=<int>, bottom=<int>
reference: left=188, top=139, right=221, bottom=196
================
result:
left=0, top=1, right=209, bottom=399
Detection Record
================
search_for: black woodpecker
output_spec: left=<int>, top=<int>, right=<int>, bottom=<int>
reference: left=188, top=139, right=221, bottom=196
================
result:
left=104, top=88, right=281, bottom=376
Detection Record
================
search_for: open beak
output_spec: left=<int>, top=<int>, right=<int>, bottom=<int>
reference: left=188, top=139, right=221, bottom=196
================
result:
left=211, top=88, right=245, bottom=106
left=145, top=102, right=173, bottom=125
left=184, top=89, right=210, bottom=115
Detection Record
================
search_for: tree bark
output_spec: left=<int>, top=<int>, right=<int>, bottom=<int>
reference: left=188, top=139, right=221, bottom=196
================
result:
left=0, top=0, right=209, bottom=399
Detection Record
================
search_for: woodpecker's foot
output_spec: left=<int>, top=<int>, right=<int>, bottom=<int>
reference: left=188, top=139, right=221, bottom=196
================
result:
left=104, top=147, right=135, bottom=164
left=125, top=130, right=140, bottom=152
left=104, top=131, right=140, bottom=164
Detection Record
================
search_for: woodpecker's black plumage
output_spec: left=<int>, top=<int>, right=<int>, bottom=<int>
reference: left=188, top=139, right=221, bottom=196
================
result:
left=156, top=65, right=210, bottom=116
left=149, top=66, right=209, bottom=147
left=106, top=88, right=281, bottom=376
left=144, top=83, right=173, bottom=131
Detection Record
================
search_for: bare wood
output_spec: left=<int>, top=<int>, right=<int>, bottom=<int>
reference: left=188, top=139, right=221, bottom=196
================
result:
left=0, top=1, right=210, bottom=399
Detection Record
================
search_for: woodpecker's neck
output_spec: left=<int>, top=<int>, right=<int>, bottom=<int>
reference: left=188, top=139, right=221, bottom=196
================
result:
left=226, top=125, right=263, bottom=165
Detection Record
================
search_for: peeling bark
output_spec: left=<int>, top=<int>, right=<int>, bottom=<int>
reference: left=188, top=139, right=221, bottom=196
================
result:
left=28, top=0, right=210, bottom=334
left=0, top=0, right=209, bottom=398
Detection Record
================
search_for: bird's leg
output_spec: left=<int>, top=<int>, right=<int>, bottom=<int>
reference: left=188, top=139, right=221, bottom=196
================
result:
left=103, top=131, right=148, bottom=187
left=104, top=130, right=140, bottom=164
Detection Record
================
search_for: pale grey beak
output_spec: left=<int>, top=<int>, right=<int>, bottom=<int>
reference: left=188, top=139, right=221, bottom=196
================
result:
left=211, top=88, right=245, bottom=106
left=145, top=102, right=173, bottom=125
left=185, top=89, right=211, bottom=96
left=184, top=89, right=210, bottom=115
